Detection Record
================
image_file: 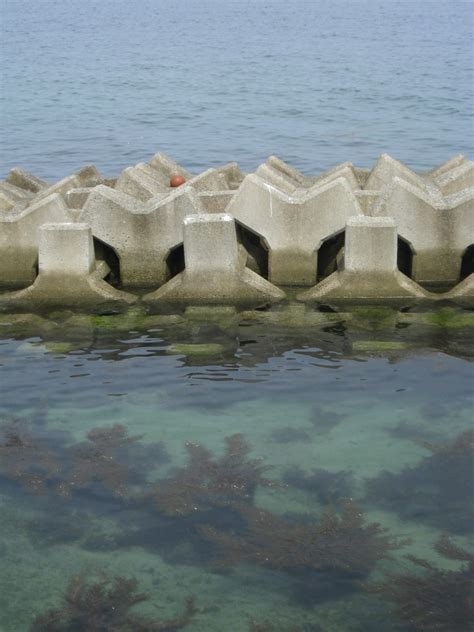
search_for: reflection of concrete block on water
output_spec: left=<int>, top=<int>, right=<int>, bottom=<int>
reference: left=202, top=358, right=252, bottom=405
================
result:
left=80, top=184, right=204, bottom=287
left=298, top=216, right=430, bottom=304
left=0, top=194, right=73, bottom=288
left=226, top=174, right=363, bottom=286
left=144, top=214, right=285, bottom=307
left=373, top=177, right=474, bottom=287
left=0, top=224, right=136, bottom=310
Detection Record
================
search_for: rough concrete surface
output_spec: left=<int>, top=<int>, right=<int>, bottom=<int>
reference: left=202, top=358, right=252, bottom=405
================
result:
left=0, top=152, right=472, bottom=311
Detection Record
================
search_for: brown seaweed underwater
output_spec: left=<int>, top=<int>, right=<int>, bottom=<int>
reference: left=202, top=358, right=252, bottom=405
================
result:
left=0, top=413, right=473, bottom=631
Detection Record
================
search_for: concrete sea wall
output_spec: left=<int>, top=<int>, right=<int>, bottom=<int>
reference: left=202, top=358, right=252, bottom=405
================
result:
left=0, top=153, right=473, bottom=311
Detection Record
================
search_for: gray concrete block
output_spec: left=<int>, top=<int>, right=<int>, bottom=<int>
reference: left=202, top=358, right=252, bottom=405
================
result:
left=255, top=163, right=299, bottom=194
left=0, top=193, right=73, bottom=288
left=115, top=163, right=169, bottom=201
left=446, top=187, right=474, bottom=271
left=355, top=190, right=379, bottom=214
left=6, top=168, right=48, bottom=193
left=441, top=274, right=474, bottom=308
left=352, top=167, right=371, bottom=187
left=0, top=182, right=34, bottom=212
left=186, top=168, right=229, bottom=192
left=149, top=152, right=193, bottom=180
left=215, top=162, right=245, bottom=189
left=80, top=184, right=204, bottom=287
left=144, top=214, right=285, bottom=307
left=298, top=216, right=431, bottom=304
left=39, top=223, right=95, bottom=275
left=435, top=161, right=474, bottom=196
left=364, top=154, right=442, bottom=201
left=75, top=165, right=104, bottom=187
left=33, top=175, right=82, bottom=204
left=426, top=154, right=466, bottom=179
left=267, top=155, right=307, bottom=185
left=373, top=177, right=474, bottom=287
left=198, top=191, right=234, bottom=213
left=226, top=174, right=363, bottom=285
left=65, top=187, right=93, bottom=209
left=312, top=163, right=360, bottom=191
left=0, top=223, right=136, bottom=310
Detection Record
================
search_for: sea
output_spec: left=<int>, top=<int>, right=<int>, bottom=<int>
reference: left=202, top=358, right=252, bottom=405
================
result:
left=0, top=1, right=473, bottom=631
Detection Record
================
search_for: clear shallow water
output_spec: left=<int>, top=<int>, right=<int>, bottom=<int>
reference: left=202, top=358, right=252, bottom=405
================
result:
left=1, top=0, right=473, bottom=180
left=0, top=308, right=473, bottom=631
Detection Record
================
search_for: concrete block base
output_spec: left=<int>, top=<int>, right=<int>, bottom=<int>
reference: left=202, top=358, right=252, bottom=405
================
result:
left=298, top=270, right=430, bottom=305
left=440, top=274, right=474, bottom=308
left=144, top=214, right=285, bottom=308
left=0, top=224, right=136, bottom=311
left=298, top=216, right=431, bottom=304
left=0, top=194, right=73, bottom=288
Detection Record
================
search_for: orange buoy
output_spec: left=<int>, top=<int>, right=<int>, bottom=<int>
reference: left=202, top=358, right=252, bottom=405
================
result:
left=170, top=174, right=186, bottom=187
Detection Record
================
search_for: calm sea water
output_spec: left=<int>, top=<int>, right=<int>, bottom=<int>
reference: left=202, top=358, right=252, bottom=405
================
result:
left=1, top=2, right=473, bottom=630
left=1, top=0, right=473, bottom=180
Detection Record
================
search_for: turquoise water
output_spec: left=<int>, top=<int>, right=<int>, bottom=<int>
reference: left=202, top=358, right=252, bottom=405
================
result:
left=0, top=307, right=473, bottom=630
left=1, top=0, right=473, bottom=179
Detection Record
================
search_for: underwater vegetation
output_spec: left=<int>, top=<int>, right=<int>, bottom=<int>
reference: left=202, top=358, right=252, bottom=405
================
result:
left=282, top=466, right=354, bottom=505
left=149, top=434, right=276, bottom=516
left=199, top=500, right=405, bottom=601
left=365, top=429, right=474, bottom=534
left=367, top=534, right=474, bottom=632
left=30, top=571, right=196, bottom=632
left=0, top=418, right=168, bottom=501
left=0, top=418, right=61, bottom=494
left=57, top=424, right=144, bottom=499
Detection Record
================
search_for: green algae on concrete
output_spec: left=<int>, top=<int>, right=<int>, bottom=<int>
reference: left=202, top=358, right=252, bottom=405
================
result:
left=423, top=307, right=474, bottom=329
left=166, top=342, right=225, bottom=356
left=352, top=340, right=410, bottom=352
